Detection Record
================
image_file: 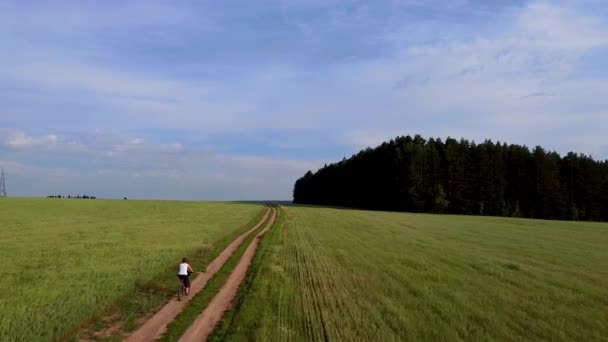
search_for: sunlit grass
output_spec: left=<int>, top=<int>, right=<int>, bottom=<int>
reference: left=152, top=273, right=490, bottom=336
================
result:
left=0, top=198, right=262, bottom=341
left=218, top=206, right=608, bottom=341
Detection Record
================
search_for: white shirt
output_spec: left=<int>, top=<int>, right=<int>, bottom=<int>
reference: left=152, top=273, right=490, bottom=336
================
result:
left=178, top=262, right=190, bottom=275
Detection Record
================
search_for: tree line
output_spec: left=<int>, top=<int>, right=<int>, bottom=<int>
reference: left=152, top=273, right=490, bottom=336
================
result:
left=293, top=135, right=608, bottom=221
left=47, top=195, right=97, bottom=199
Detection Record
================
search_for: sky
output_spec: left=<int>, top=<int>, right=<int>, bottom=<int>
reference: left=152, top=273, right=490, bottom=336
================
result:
left=1, top=0, right=608, bottom=200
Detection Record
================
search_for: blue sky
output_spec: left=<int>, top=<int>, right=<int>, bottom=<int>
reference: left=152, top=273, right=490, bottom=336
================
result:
left=1, top=0, right=608, bottom=200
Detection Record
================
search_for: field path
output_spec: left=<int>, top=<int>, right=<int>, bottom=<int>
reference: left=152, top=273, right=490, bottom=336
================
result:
left=124, top=207, right=271, bottom=342
left=178, top=207, right=277, bottom=341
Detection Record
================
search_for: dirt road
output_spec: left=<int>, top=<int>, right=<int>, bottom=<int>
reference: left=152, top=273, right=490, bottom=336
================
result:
left=124, top=208, right=271, bottom=342
left=178, top=207, right=277, bottom=341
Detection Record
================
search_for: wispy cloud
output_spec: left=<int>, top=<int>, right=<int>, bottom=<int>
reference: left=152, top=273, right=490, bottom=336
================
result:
left=522, top=92, right=557, bottom=98
left=5, top=132, right=58, bottom=148
left=2, top=64, right=207, bottom=102
left=1, top=1, right=608, bottom=199
left=0, top=129, right=319, bottom=199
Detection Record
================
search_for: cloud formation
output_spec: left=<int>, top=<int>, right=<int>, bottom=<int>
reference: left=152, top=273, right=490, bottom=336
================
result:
left=0, top=129, right=317, bottom=199
left=1, top=1, right=607, bottom=199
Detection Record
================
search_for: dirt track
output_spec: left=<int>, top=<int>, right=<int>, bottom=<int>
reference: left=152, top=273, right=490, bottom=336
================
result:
left=123, top=208, right=271, bottom=342
left=178, top=207, right=277, bottom=341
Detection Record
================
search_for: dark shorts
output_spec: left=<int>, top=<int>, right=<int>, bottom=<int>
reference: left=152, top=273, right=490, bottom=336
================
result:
left=178, top=274, right=190, bottom=288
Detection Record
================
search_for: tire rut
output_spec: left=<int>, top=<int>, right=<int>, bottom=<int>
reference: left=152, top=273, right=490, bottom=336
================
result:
left=122, top=207, right=272, bottom=342
left=178, top=207, right=277, bottom=341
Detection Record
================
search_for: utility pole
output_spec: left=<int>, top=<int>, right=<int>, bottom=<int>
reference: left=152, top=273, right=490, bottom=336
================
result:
left=0, top=169, right=7, bottom=197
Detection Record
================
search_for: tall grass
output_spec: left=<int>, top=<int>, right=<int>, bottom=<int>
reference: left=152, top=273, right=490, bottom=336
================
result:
left=0, top=198, right=262, bottom=341
left=217, top=206, right=608, bottom=341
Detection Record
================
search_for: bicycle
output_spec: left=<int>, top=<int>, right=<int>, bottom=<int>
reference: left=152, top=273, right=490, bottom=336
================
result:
left=177, top=270, right=194, bottom=301
left=177, top=276, right=188, bottom=301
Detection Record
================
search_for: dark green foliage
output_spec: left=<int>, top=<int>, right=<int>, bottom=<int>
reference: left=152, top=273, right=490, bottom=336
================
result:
left=431, top=184, right=449, bottom=213
left=293, top=135, right=608, bottom=221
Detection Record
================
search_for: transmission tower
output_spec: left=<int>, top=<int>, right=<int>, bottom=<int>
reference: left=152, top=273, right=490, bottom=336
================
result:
left=0, top=169, right=6, bottom=197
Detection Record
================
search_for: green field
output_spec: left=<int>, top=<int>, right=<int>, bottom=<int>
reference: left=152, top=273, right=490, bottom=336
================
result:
left=0, top=198, right=263, bottom=341
left=2, top=200, right=607, bottom=341
left=215, top=206, right=608, bottom=341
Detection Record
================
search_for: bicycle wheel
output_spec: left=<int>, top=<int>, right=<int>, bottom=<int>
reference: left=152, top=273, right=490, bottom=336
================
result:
left=178, top=280, right=183, bottom=301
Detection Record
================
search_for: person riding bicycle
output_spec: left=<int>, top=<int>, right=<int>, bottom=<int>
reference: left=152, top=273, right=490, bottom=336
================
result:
left=178, top=257, right=194, bottom=295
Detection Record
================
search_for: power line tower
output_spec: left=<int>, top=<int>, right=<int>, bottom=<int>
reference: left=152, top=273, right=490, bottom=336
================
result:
left=0, top=169, right=6, bottom=197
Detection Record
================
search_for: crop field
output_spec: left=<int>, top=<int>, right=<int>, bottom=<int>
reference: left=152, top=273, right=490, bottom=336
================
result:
left=215, top=206, right=608, bottom=341
left=0, top=198, right=263, bottom=341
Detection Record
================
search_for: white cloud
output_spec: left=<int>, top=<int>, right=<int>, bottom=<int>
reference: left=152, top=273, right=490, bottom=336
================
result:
left=129, top=138, right=144, bottom=145
left=5, top=132, right=58, bottom=148
left=317, top=2, right=608, bottom=159
left=0, top=129, right=319, bottom=199
left=2, top=64, right=208, bottom=103
left=2, top=1, right=608, bottom=200
left=517, top=3, right=608, bottom=50
left=0, top=130, right=89, bottom=152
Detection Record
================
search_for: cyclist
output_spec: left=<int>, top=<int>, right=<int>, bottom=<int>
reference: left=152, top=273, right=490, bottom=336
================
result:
left=178, top=257, right=194, bottom=295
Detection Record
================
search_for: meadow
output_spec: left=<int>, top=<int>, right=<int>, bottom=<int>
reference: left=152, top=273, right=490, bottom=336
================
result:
left=0, top=198, right=263, bottom=341
left=214, top=206, right=608, bottom=341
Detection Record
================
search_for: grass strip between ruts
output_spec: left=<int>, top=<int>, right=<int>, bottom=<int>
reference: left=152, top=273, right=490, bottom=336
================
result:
left=208, top=206, right=285, bottom=342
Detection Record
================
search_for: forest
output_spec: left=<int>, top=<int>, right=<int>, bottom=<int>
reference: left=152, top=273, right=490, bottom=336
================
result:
left=293, top=135, right=608, bottom=221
